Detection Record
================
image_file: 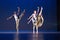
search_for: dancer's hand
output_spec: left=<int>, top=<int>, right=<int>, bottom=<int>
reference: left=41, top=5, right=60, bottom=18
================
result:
left=7, top=18, right=9, bottom=20
left=7, top=15, right=13, bottom=20
left=7, top=17, right=11, bottom=20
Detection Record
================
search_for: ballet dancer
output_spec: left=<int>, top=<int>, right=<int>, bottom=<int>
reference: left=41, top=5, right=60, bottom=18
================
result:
left=7, top=7, right=25, bottom=32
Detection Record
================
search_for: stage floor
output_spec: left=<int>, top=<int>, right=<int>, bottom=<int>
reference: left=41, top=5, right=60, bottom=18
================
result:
left=0, top=32, right=59, bottom=40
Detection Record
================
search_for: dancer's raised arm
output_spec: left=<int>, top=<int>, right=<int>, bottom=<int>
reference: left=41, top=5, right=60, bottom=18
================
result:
left=17, top=7, right=20, bottom=15
left=37, top=6, right=40, bottom=14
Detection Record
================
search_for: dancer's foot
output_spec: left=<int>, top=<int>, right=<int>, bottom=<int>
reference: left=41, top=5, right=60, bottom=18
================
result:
left=36, top=31, right=38, bottom=34
left=33, top=31, right=35, bottom=34
left=17, top=29, right=18, bottom=33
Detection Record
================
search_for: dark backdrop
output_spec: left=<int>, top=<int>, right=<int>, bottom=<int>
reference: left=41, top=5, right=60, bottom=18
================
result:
left=0, top=0, right=57, bottom=32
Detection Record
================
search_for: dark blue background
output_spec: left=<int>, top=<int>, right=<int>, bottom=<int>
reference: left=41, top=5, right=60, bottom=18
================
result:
left=0, top=0, right=57, bottom=32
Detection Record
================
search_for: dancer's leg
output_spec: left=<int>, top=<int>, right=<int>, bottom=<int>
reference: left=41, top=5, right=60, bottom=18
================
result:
left=16, top=20, right=19, bottom=32
left=16, top=21, right=17, bottom=32
left=36, top=26, right=38, bottom=34
left=33, top=25, right=35, bottom=34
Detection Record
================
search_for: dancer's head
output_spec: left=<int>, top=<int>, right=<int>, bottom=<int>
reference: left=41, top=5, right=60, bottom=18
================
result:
left=34, top=10, right=36, bottom=14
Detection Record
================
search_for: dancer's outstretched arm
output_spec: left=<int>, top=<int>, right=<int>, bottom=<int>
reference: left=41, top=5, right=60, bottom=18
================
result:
left=27, top=18, right=32, bottom=24
left=39, top=7, right=43, bottom=16
left=27, top=14, right=33, bottom=20
left=7, top=11, right=17, bottom=20
left=27, top=13, right=34, bottom=24
left=7, top=15, right=13, bottom=20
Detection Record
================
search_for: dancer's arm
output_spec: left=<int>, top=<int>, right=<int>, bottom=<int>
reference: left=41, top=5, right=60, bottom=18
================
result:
left=27, top=18, right=32, bottom=24
left=7, top=15, right=13, bottom=20
left=37, top=6, right=39, bottom=14
left=27, top=13, right=34, bottom=24
left=7, top=11, right=16, bottom=20
left=17, top=7, right=20, bottom=15
left=27, top=14, right=33, bottom=20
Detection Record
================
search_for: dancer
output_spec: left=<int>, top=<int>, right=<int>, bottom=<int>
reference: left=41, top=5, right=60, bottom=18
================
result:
left=36, top=7, right=44, bottom=34
left=27, top=10, right=37, bottom=34
left=7, top=7, right=25, bottom=32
